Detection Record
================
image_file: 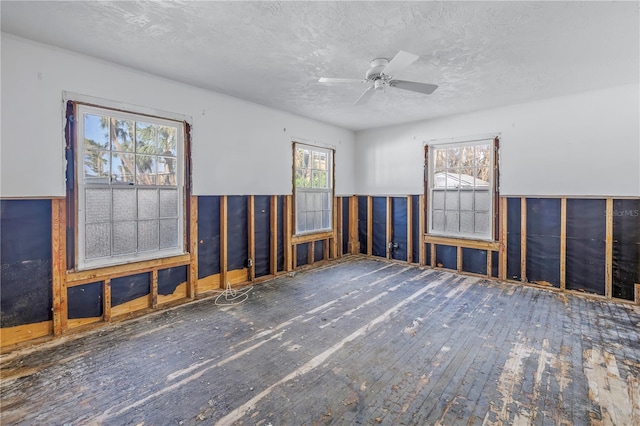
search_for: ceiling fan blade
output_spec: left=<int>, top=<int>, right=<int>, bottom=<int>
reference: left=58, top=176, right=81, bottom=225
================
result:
left=354, top=86, right=375, bottom=106
left=388, top=80, right=438, bottom=95
left=319, top=77, right=364, bottom=83
left=381, top=50, right=419, bottom=77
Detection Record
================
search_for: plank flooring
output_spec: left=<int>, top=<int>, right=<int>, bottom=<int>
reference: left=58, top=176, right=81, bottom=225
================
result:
left=1, top=257, right=639, bottom=425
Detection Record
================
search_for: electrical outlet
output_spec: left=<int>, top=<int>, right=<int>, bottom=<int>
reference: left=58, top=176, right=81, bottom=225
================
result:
left=247, top=258, right=253, bottom=267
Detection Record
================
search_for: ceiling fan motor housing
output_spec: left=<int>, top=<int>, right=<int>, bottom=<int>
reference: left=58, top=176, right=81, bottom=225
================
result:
left=365, top=58, right=390, bottom=81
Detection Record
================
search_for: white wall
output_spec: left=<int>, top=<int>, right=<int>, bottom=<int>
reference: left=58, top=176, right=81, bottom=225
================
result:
left=355, top=84, right=640, bottom=197
left=0, top=34, right=356, bottom=197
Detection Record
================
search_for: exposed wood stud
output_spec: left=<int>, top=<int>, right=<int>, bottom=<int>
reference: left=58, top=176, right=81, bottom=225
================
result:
left=560, top=197, right=567, bottom=291
left=407, top=196, right=413, bottom=264
left=270, top=195, right=278, bottom=276
left=324, top=238, right=330, bottom=261
left=248, top=195, right=255, bottom=282
left=499, top=197, right=508, bottom=281
left=151, top=270, right=158, bottom=309
left=423, top=235, right=500, bottom=251
left=521, top=197, right=527, bottom=283
left=635, top=284, right=640, bottom=305
left=430, top=243, right=436, bottom=268
left=419, top=195, right=426, bottom=266
left=605, top=198, right=613, bottom=299
left=349, top=196, right=359, bottom=254
left=220, top=195, right=228, bottom=289
left=284, top=195, right=293, bottom=271
left=309, top=241, right=315, bottom=265
left=189, top=195, right=198, bottom=298
left=456, top=246, right=463, bottom=272
left=52, top=198, right=67, bottom=336
left=292, top=231, right=334, bottom=244
left=386, top=196, right=392, bottom=259
left=103, top=279, right=111, bottom=323
left=332, top=197, right=339, bottom=259
left=367, top=196, right=373, bottom=256
left=292, top=243, right=297, bottom=270
left=486, top=250, right=492, bottom=278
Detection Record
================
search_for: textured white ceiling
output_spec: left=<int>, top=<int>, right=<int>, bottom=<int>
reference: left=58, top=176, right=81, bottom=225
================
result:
left=1, top=1, right=638, bottom=131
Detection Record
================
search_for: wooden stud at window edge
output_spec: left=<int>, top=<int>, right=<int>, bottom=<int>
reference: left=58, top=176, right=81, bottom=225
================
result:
left=220, top=195, right=228, bottom=289
left=386, top=197, right=392, bottom=259
left=325, top=238, right=330, bottom=261
left=333, top=197, right=339, bottom=259
left=103, top=279, right=112, bottom=322
left=419, top=195, right=426, bottom=266
left=430, top=243, right=436, bottom=268
left=605, top=198, right=613, bottom=299
left=499, top=197, right=508, bottom=281
left=456, top=246, right=463, bottom=273
left=349, top=196, right=359, bottom=254
left=486, top=250, right=492, bottom=278
left=189, top=195, right=198, bottom=298
left=151, top=269, right=158, bottom=308
left=560, top=197, right=567, bottom=291
left=309, top=241, right=315, bottom=265
left=270, top=196, right=278, bottom=276
left=284, top=195, right=293, bottom=272
left=248, top=195, right=256, bottom=282
left=52, top=198, right=68, bottom=335
left=520, top=197, right=527, bottom=283
left=407, top=196, right=413, bottom=263
left=292, top=243, right=297, bottom=270
left=336, top=197, right=343, bottom=257
left=367, top=196, right=373, bottom=256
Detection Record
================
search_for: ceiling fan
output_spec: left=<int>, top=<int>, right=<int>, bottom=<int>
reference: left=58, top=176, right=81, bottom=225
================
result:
left=318, top=50, right=438, bottom=106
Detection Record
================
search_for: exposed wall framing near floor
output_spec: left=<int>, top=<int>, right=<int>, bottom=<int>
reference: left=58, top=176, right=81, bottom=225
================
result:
left=1, top=194, right=638, bottom=350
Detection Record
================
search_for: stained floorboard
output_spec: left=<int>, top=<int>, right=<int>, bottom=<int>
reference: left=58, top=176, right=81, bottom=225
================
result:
left=1, top=257, right=639, bottom=425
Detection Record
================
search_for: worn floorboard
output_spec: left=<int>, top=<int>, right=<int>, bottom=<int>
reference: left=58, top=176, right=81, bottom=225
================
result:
left=1, top=257, right=639, bottom=425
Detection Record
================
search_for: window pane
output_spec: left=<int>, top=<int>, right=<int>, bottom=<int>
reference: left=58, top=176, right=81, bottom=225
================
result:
left=475, top=168, right=490, bottom=186
left=432, top=210, right=445, bottom=232
left=460, top=191, right=473, bottom=211
left=296, top=192, right=306, bottom=215
left=112, top=221, right=136, bottom=255
left=314, top=211, right=322, bottom=230
left=138, top=220, right=159, bottom=251
left=461, top=146, right=475, bottom=167
left=84, top=114, right=109, bottom=150
left=433, top=190, right=445, bottom=209
left=434, top=148, right=446, bottom=169
left=157, top=156, right=177, bottom=186
left=84, top=151, right=110, bottom=184
left=445, top=191, right=459, bottom=211
left=159, top=189, right=179, bottom=218
left=85, top=188, right=111, bottom=223
left=460, top=211, right=474, bottom=234
left=313, top=151, right=326, bottom=170
left=158, top=125, right=177, bottom=156
left=111, top=153, right=135, bottom=184
left=294, top=147, right=307, bottom=169
left=446, top=169, right=459, bottom=188
left=86, top=223, right=111, bottom=259
left=460, top=168, right=474, bottom=187
left=475, top=212, right=490, bottom=235
left=312, top=170, right=327, bottom=188
left=306, top=212, right=315, bottom=231
left=475, top=145, right=490, bottom=167
left=445, top=211, right=459, bottom=233
left=160, top=219, right=179, bottom=249
left=113, top=188, right=136, bottom=221
left=313, top=192, right=322, bottom=211
left=322, top=192, right=331, bottom=210
left=135, top=122, right=158, bottom=154
left=475, top=190, right=491, bottom=211
left=322, top=210, right=331, bottom=229
left=446, top=147, right=461, bottom=168
left=433, top=170, right=446, bottom=188
left=136, top=155, right=157, bottom=185
left=111, top=119, right=134, bottom=152
left=138, top=189, right=158, bottom=220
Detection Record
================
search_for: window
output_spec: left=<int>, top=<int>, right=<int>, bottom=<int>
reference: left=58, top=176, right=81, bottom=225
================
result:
left=294, top=143, right=333, bottom=235
left=427, top=138, right=497, bottom=240
left=76, top=104, right=185, bottom=270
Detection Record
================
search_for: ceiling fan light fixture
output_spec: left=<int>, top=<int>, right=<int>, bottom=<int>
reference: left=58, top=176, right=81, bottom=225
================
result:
left=374, top=79, right=385, bottom=91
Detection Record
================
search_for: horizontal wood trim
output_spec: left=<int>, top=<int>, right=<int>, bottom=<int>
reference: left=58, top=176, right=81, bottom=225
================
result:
left=111, top=295, right=152, bottom=318
left=228, top=268, right=249, bottom=285
left=0, top=321, right=53, bottom=348
left=67, top=317, right=102, bottom=329
left=423, top=235, right=500, bottom=251
left=197, top=274, right=221, bottom=293
left=66, top=253, right=192, bottom=286
left=291, top=231, right=334, bottom=245
left=157, top=282, right=188, bottom=305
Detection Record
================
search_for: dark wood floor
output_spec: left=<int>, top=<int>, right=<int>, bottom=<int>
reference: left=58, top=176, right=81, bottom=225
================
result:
left=1, top=257, right=639, bottom=425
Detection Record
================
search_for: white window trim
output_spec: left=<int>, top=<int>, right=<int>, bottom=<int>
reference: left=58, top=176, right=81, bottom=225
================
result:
left=76, top=104, right=186, bottom=271
left=427, top=138, right=495, bottom=241
left=293, top=142, right=334, bottom=236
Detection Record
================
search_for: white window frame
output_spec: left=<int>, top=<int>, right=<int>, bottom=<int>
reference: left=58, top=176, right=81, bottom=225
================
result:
left=293, top=142, right=334, bottom=236
left=76, top=104, right=185, bottom=270
left=427, top=138, right=496, bottom=241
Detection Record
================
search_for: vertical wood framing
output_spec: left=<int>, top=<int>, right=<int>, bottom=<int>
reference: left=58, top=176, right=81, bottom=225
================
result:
left=419, top=195, right=426, bottom=266
left=188, top=195, right=198, bottom=298
left=332, top=197, right=339, bottom=259
left=635, top=284, right=640, bottom=305
left=220, top=195, right=228, bottom=288
left=367, top=196, right=373, bottom=256
left=430, top=243, right=436, bottom=268
left=324, top=238, right=330, bottom=261
left=456, top=246, right=463, bottom=272
left=605, top=198, right=613, bottom=299
left=103, top=279, right=112, bottom=322
left=292, top=243, right=297, bottom=270
left=486, top=250, right=492, bottom=278
left=499, top=197, right=508, bottom=280
left=52, top=198, right=67, bottom=335
left=151, top=269, right=158, bottom=308
left=270, top=196, right=278, bottom=275
left=309, top=241, right=315, bottom=265
left=349, top=196, right=359, bottom=254
left=284, top=195, right=293, bottom=271
left=560, top=198, right=567, bottom=291
left=386, top=197, right=392, bottom=259
left=248, top=195, right=256, bottom=281
left=520, top=197, right=527, bottom=282
left=407, top=196, right=413, bottom=263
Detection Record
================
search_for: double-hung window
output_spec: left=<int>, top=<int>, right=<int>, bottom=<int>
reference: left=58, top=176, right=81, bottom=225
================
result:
left=294, top=143, right=333, bottom=235
left=76, top=104, right=185, bottom=270
left=427, top=138, right=497, bottom=240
